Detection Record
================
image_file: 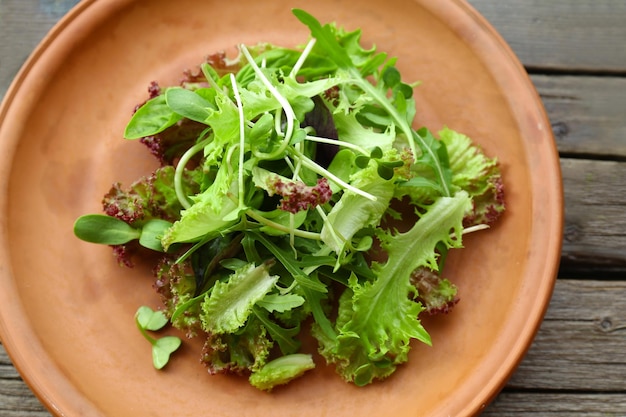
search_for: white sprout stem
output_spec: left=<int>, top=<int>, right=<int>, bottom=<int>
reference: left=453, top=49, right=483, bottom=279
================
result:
left=292, top=142, right=304, bottom=178
left=461, top=224, right=490, bottom=235
left=315, top=205, right=346, bottom=250
left=293, top=149, right=377, bottom=201
left=289, top=212, right=297, bottom=257
left=289, top=38, right=317, bottom=79
left=304, top=134, right=369, bottom=156
left=240, top=44, right=296, bottom=159
left=174, top=139, right=210, bottom=209
left=245, top=209, right=322, bottom=240
left=230, top=73, right=246, bottom=208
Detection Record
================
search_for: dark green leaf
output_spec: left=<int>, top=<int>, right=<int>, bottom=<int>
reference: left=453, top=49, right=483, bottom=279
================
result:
left=124, top=95, right=182, bottom=139
left=370, top=146, right=383, bottom=159
left=253, top=307, right=301, bottom=355
left=377, top=164, right=394, bottom=180
left=382, top=66, right=401, bottom=88
left=292, top=9, right=353, bottom=69
left=355, top=155, right=370, bottom=168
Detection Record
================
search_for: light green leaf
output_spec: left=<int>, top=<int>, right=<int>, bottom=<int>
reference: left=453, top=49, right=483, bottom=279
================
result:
left=249, top=353, right=315, bottom=391
left=139, top=219, right=173, bottom=252
left=152, top=336, right=182, bottom=369
left=321, top=191, right=472, bottom=385
left=165, top=87, right=214, bottom=123
left=257, top=293, right=305, bottom=313
left=201, top=262, right=279, bottom=334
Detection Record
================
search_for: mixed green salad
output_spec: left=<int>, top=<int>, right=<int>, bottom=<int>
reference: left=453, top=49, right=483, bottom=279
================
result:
left=74, top=9, right=505, bottom=391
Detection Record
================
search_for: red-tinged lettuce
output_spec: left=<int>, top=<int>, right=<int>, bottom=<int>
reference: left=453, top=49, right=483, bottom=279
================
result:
left=252, top=166, right=333, bottom=214
left=315, top=191, right=471, bottom=385
left=438, top=128, right=505, bottom=226
left=102, top=165, right=200, bottom=224
left=201, top=316, right=273, bottom=375
left=410, top=267, right=459, bottom=315
left=153, top=256, right=203, bottom=338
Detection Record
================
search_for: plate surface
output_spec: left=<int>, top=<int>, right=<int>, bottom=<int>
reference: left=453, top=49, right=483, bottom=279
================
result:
left=0, top=0, right=562, bottom=416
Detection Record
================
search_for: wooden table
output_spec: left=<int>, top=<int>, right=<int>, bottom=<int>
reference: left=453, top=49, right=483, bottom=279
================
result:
left=1, top=1, right=625, bottom=415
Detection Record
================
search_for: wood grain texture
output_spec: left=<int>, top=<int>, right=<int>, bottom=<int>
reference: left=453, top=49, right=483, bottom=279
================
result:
left=468, top=0, right=626, bottom=72
left=505, top=280, right=626, bottom=391
left=0, top=0, right=80, bottom=98
left=484, top=393, right=626, bottom=416
left=560, top=159, right=626, bottom=274
left=0, top=345, right=50, bottom=416
left=532, top=75, right=626, bottom=159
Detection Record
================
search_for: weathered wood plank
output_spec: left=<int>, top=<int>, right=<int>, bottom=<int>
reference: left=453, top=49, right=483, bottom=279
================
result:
left=505, top=280, right=626, bottom=391
left=468, top=0, right=626, bottom=72
left=0, top=345, right=50, bottom=416
left=0, top=0, right=80, bottom=98
left=560, top=159, right=626, bottom=275
left=531, top=75, right=626, bottom=159
left=483, top=393, right=626, bottom=416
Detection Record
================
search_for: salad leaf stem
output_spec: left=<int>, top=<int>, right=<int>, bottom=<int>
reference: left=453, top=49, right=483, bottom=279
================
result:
left=291, top=147, right=376, bottom=201
left=462, top=224, right=490, bottom=235
left=245, top=209, right=322, bottom=240
left=240, top=44, right=296, bottom=160
left=230, top=73, right=247, bottom=209
left=304, top=134, right=368, bottom=156
left=175, top=137, right=211, bottom=209
left=289, top=38, right=317, bottom=79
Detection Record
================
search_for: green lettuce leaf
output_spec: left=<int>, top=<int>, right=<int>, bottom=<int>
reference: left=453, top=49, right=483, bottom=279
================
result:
left=320, top=160, right=394, bottom=254
left=201, top=261, right=278, bottom=334
left=161, top=162, right=238, bottom=247
left=249, top=353, right=315, bottom=391
left=318, top=191, right=471, bottom=385
left=439, top=127, right=505, bottom=225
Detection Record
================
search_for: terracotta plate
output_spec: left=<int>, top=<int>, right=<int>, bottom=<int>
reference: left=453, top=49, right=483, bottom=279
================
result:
left=0, top=0, right=562, bottom=416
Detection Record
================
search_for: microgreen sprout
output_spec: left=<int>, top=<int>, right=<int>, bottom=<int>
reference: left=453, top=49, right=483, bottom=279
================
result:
left=240, top=44, right=296, bottom=160
left=135, top=306, right=181, bottom=369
